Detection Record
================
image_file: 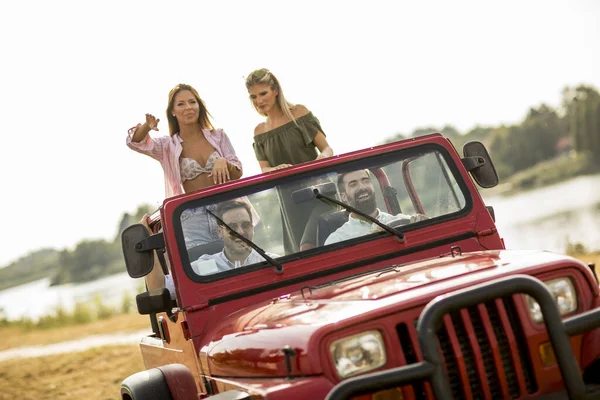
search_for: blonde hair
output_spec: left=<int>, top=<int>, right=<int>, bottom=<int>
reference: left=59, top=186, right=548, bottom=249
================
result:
left=166, top=83, right=214, bottom=136
left=245, top=68, right=296, bottom=123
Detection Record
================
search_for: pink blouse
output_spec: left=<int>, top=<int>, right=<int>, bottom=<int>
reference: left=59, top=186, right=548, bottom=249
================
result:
left=126, top=125, right=243, bottom=198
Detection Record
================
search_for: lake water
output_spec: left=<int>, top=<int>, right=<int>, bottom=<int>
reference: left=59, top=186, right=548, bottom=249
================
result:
left=0, top=272, right=144, bottom=321
left=483, top=174, right=600, bottom=253
left=1, top=174, right=599, bottom=322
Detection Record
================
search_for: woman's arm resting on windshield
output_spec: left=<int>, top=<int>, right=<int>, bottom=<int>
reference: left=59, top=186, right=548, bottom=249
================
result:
left=314, top=131, right=333, bottom=159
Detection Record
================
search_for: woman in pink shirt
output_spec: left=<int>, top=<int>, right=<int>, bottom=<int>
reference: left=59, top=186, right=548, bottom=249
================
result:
left=127, top=83, right=243, bottom=248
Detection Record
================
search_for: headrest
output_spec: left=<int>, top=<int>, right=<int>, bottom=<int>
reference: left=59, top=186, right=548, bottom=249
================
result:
left=291, top=181, right=337, bottom=204
left=187, top=240, right=224, bottom=262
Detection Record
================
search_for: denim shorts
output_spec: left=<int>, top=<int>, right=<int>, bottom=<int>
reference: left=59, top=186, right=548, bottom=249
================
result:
left=180, top=205, right=219, bottom=248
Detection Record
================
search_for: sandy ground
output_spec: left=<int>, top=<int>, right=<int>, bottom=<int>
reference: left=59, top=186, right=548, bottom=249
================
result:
left=0, top=312, right=150, bottom=400
left=0, top=312, right=150, bottom=352
left=0, top=345, right=144, bottom=400
left=0, top=328, right=149, bottom=362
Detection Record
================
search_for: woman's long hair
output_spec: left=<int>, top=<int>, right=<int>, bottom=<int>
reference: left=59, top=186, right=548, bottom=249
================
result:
left=166, top=84, right=214, bottom=136
left=245, top=68, right=296, bottom=123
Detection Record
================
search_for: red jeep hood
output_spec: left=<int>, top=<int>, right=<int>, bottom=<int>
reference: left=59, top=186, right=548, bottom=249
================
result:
left=206, top=250, right=551, bottom=377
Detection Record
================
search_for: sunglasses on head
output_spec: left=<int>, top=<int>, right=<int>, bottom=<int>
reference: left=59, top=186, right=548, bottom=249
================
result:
left=250, top=69, right=268, bottom=80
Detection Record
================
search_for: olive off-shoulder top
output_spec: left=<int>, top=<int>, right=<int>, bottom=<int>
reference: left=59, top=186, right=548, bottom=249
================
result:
left=253, top=112, right=325, bottom=167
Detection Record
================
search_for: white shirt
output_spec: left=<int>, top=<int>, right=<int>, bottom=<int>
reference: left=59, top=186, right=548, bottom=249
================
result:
left=324, top=209, right=410, bottom=245
left=191, top=249, right=279, bottom=275
left=164, top=249, right=279, bottom=297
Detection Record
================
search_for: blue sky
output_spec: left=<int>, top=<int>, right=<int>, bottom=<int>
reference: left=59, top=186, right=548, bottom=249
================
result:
left=0, top=0, right=598, bottom=267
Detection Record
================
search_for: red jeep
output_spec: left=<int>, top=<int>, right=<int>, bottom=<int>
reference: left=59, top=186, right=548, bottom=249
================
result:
left=120, top=133, right=600, bottom=399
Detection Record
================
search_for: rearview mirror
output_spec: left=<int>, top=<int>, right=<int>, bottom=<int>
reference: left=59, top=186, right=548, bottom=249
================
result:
left=121, top=224, right=154, bottom=278
left=462, top=141, right=499, bottom=188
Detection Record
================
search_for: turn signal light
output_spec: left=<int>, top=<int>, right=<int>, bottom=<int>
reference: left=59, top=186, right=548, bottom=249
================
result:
left=372, top=387, right=404, bottom=400
left=539, top=342, right=556, bottom=366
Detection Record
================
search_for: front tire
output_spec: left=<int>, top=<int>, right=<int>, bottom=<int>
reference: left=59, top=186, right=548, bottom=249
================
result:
left=121, top=368, right=173, bottom=400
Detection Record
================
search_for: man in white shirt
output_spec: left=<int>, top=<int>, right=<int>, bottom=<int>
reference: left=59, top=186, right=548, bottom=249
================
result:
left=324, top=169, right=424, bottom=245
left=191, top=199, right=278, bottom=275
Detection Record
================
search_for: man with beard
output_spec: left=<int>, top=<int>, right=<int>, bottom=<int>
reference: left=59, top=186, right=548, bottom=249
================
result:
left=324, top=169, right=423, bottom=245
left=191, top=199, right=279, bottom=274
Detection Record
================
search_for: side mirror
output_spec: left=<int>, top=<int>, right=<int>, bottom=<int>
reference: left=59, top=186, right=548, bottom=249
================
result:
left=121, top=224, right=154, bottom=278
left=136, top=288, right=172, bottom=315
left=462, top=141, right=499, bottom=188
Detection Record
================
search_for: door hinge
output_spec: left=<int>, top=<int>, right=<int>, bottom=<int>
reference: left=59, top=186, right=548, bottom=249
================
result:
left=476, top=228, right=497, bottom=237
left=182, top=302, right=210, bottom=313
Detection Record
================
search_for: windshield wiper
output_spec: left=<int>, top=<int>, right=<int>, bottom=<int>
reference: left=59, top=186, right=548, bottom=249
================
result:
left=312, top=189, right=405, bottom=242
left=206, top=210, right=284, bottom=274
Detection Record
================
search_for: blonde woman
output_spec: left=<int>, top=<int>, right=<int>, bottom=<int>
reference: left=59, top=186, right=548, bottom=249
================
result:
left=246, top=68, right=333, bottom=172
left=245, top=69, right=334, bottom=250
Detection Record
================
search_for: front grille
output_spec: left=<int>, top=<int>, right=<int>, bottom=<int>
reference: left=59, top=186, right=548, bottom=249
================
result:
left=396, top=297, right=538, bottom=399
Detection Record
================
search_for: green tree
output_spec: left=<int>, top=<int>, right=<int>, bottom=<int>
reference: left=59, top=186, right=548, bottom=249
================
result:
left=1, top=203, right=158, bottom=290
left=114, top=204, right=154, bottom=242
left=0, top=248, right=60, bottom=290
left=521, top=104, right=564, bottom=163
left=488, top=126, right=514, bottom=179
left=440, top=125, right=461, bottom=141
left=451, top=126, right=495, bottom=154
left=411, top=127, right=440, bottom=138
left=562, top=85, right=600, bottom=158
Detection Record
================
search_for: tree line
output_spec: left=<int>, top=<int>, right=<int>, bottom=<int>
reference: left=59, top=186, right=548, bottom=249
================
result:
left=0, top=205, right=153, bottom=291
left=382, top=84, right=600, bottom=183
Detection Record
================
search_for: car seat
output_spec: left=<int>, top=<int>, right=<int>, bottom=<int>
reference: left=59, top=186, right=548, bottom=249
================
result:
left=316, top=211, right=350, bottom=246
left=187, top=240, right=224, bottom=262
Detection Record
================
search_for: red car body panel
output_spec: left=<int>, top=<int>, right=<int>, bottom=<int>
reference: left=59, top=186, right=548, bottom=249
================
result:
left=121, top=133, right=600, bottom=400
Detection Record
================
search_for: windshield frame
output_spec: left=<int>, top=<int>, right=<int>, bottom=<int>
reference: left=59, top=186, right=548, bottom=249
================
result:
left=170, top=142, right=474, bottom=284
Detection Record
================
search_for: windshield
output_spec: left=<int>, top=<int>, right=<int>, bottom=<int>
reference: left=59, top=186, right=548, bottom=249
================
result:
left=174, top=144, right=469, bottom=280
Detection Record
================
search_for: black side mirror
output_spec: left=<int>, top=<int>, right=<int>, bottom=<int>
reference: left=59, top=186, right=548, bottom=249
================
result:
left=136, top=288, right=172, bottom=315
left=121, top=224, right=154, bottom=278
left=462, top=141, right=499, bottom=188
